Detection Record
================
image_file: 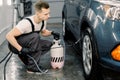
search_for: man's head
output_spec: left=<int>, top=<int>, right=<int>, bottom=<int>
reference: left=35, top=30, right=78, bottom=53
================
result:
left=34, top=0, right=50, bottom=20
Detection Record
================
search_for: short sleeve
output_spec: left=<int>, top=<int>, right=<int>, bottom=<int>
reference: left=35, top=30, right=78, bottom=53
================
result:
left=15, top=19, right=31, bottom=34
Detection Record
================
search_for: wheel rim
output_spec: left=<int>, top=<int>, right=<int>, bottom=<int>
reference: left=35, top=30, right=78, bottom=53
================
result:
left=62, top=18, right=65, bottom=36
left=82, top=35, right=92, bottom=75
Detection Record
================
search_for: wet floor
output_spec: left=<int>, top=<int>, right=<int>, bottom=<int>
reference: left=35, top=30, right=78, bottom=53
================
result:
left=0, top=23, right=120, bottom=80
left=0, top=23, right=85, bottom=80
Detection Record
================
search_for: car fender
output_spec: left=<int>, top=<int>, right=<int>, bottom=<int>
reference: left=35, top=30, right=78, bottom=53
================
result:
left=81, top=8, right=105, bottom=59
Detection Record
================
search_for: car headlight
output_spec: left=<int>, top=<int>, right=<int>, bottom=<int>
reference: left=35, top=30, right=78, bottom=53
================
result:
left=103, top=5, right=120, bottom=20
left=111, top=45, right=120, bottom=61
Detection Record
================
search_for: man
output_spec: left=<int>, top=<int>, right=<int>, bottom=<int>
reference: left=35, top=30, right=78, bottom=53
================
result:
left=6, top=0, right=59, bottom=73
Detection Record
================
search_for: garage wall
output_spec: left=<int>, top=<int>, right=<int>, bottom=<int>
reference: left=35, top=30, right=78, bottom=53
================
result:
left=0, top=0, right=13, bottom=45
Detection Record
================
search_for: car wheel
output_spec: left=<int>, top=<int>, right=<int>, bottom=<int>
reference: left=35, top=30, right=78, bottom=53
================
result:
left=81, top=28, right=103, bottom=80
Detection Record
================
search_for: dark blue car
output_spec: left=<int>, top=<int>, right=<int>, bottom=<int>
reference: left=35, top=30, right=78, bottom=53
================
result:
left=62, top=0, right=120, bottom=79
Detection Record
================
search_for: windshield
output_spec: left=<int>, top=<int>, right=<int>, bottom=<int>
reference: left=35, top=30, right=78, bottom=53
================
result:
left=99, top=0, right=120, bottom=1
left=94, top=0, right=120, bottom=7
left=96, top=0, right=120, bottom=21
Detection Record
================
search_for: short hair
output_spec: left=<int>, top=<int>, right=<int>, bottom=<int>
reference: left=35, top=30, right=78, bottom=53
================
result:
left=34, top=0, right=49, bottom=11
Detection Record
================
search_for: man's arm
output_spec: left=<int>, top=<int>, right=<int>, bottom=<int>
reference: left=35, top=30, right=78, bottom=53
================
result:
left=6, top=27, right=22, bottom=51
left=41, top=29, right=52, bottom=36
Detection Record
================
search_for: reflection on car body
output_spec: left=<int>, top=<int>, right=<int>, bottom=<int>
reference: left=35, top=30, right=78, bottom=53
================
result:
left=62, top=0, right=120, bottom=79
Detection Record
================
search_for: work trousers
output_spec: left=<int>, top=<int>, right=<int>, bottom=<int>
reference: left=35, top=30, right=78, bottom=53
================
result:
left=9, top=33, right=52, bottom=69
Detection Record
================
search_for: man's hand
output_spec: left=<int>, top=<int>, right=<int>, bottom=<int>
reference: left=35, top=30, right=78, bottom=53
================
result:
left=19, top=48, right=36, bottom=55
left=51, top=31, right=60, bottom=40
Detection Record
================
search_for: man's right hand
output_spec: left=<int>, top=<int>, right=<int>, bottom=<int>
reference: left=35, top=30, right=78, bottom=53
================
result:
left=20, top=48, right=36, bottom=55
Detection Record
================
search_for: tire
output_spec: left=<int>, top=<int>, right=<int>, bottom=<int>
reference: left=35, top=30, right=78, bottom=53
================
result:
left=81, top=28, right=103, bottom=80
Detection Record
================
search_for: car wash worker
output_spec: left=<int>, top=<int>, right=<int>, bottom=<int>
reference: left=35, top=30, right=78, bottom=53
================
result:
left=6, top=0, right=59, bottom=73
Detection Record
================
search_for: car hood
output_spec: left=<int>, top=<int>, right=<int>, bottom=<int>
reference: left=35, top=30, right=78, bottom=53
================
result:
left=95, top=0, right=120, bottom=7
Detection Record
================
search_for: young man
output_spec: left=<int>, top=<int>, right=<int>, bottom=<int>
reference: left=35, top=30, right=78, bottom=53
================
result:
left=6, top=0, right=59, bottom=73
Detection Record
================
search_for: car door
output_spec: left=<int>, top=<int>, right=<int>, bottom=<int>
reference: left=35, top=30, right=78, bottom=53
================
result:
left=66, top=0, right=89, bottom=39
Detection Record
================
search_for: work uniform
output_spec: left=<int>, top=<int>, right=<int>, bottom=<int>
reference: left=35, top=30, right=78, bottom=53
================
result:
left=9, top=15, right=52, bottom=70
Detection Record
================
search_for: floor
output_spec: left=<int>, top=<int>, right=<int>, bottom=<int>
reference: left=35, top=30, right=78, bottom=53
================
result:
left=0, top=24, right=85, bottom=80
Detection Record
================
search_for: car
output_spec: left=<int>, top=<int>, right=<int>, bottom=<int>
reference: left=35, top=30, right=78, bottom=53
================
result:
left=62, top=0, right=120, bottom=79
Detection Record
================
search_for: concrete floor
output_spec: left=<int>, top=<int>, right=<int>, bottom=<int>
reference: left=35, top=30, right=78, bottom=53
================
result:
left=0, top=24, right=85, bottom=80
left=0, top=23, right=120, bottom=80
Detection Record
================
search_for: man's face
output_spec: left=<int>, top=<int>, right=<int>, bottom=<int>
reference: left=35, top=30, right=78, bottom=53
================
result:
left=37, top=8, right=50, bottom=21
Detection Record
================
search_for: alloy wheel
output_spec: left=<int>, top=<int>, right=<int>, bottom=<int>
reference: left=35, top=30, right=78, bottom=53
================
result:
left=82, top=35, right=92, bottom=75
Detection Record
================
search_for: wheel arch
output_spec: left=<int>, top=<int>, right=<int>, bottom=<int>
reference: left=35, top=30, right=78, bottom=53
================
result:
left=80, top=19, right=100, bottom=60
left=80, top=19, right=103, bottom=80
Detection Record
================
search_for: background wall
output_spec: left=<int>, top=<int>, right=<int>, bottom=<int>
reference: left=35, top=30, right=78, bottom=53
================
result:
left=0, top=0, right=13, bottom=45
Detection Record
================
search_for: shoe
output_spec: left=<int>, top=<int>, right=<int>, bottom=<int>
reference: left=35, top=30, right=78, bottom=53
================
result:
left=27, top=66, right=48, bottom=74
